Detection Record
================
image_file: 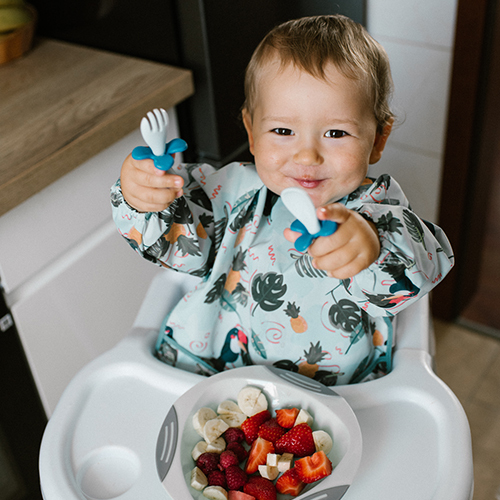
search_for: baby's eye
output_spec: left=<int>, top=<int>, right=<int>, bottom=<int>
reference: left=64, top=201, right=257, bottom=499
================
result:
left=325, top=129, right=349, bottom=138
left=272, top=128, right=294, bottom=136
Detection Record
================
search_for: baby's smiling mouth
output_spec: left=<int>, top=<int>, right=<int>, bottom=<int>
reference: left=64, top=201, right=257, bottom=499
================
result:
left=294, top=178, right=323, bottom=189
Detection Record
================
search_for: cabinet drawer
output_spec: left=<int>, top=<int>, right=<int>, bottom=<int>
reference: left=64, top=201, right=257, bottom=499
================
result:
left=11, top=221, right=161, bottom=415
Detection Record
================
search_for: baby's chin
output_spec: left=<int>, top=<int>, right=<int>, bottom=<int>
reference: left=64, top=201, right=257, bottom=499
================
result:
left=308, top=191, right=345, bottom=208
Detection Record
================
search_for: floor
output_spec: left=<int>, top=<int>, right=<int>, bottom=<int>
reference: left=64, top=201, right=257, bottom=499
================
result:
left=433, top=317, right=500, bottom=500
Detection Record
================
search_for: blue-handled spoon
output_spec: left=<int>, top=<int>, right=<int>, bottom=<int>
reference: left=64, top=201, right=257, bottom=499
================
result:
left=281, top=187, right=337, bottom=252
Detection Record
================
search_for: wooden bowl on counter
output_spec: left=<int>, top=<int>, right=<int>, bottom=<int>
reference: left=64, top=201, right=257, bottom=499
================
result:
left=0, top=4, right=36, bottom=64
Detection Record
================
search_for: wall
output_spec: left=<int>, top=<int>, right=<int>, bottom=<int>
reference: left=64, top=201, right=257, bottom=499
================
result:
left=366, top=0, right=458, bottom=222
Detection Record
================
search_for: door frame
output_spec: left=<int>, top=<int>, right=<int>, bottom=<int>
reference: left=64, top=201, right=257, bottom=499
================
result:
left=432, top=0, right=497, bottom=320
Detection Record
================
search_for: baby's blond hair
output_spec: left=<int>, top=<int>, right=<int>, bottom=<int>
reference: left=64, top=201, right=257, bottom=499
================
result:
left=243, top=15, right=394, bottom=133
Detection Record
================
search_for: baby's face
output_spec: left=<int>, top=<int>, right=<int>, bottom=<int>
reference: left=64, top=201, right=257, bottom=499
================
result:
left=243, top=59, right=388, bottom=208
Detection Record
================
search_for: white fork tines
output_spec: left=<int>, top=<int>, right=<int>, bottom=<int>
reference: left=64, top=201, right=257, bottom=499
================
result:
left=140, top=108, right=169, bottom=156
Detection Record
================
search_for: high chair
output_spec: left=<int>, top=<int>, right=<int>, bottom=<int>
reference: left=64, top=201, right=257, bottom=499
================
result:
left=39, top=271, right=474, bottom=500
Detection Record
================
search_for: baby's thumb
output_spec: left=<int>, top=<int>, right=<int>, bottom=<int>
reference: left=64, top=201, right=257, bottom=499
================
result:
left=283, top=227, right=300, bottom=243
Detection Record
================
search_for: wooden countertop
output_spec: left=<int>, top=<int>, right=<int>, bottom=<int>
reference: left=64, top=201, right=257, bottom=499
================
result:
left=0, top=39, right=194, bottom=217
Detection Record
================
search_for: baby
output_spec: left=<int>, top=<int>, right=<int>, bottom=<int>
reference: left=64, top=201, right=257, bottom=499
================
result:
left=111, top=15, right=454, bottom=385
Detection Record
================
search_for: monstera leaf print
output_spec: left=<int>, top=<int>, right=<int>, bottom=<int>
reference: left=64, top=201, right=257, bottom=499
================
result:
left=403, top=209, right=427, bottom=250
left=251, top=272, right=287, bottom=315
left=328, top=299, right=361, bottom=332
left=176, top=235, right=201, bottom=256
left=291, top=252, right=327, bottom=278
left=205, top=274, right=227, bottom=303
left=229, top=196, right=257, bottom=232
left=375, top=211, right=404, bottom=235
left=214, top=205, right=229, bottom=252
left=251, top=330, right=267, bottom=359
left=232, top=282, right=249, bottom=306
left=145, top=236, right=171, bottom=260
left=373, top=173, right=391, bottom=191
left=188, top=187, right=212, bottom=210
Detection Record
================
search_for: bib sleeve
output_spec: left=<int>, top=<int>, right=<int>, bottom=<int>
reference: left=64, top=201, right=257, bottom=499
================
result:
left=110, top=163, right=219, bottom=277
left=343, top=174, right=454, bottom=317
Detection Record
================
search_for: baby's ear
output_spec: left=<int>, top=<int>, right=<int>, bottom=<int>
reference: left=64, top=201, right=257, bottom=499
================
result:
left=242, top=109, right=255, bottom=155
left=369, top=118, right=393, bottom=164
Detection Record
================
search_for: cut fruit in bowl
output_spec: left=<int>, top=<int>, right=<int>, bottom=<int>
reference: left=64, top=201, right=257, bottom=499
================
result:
left=156, top=366, right=362, bottom=500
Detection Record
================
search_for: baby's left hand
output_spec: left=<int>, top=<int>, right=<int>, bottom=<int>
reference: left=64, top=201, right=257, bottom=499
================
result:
left=284, top=204, right=380, bottom=279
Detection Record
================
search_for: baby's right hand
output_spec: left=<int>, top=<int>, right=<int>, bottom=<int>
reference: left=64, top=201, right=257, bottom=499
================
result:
left=120, top=154, right=184, bottom=213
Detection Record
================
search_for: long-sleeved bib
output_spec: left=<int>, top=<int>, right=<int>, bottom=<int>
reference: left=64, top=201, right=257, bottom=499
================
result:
left=111, top=162, right=453, bottom=385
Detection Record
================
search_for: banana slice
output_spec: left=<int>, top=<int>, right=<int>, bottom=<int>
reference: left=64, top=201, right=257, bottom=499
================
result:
left=217, top=400, right=243, bottom=415
left=277, top=453, right=294, bottom=472
left=203, top=486, right=228, bottom=500
left=266, top=453, right=280, bottom=467
left=190, top=467, right=208, bottom=491
left=258, top=464, right=279, bottom=480
left=206, top=436, right=226, bottom=453
left=312, top=430, right=333, bottom=454
left=237, top=386, right=268, bottom=417
left=294, top=408, right=313, bottom=426
left=193, top=407, right=218, bottom=437
left=192, top=440, right=208, bottom=461
left=219, top=412, right=247, bottom=428
left=203, top=418, right=229, bottom=444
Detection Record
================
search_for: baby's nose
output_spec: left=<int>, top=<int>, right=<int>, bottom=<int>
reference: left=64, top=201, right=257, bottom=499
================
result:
left=293, top=145, right=323, bottom=166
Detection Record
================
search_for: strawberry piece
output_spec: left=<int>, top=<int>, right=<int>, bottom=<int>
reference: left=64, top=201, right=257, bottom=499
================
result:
left=219, top=450, right=240, bottom=469
left=241, top=410, right=271, bottom=444
left=275, top=423, right=315, bottom=457
left=244, top=477, right=277, bottom=500
left=275, top=408, right=299, bottom=428
left=225, top=427, right=245, bottom=444
left=225, top=465, right=248, bottom=491
left=245, top=437, right=275, bottom=474
left=229, top=491, right=255, bottom=500
left=257, top=418, right=286, bottom=444
left=276, top=468, right=306, bottom=496
left=295, top=451, right=333, bottom=483
left=226, top=442, right=248, bottom=463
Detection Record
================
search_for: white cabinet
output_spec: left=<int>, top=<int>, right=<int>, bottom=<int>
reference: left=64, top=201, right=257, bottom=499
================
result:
left=0, top=110, right=181, bottom=415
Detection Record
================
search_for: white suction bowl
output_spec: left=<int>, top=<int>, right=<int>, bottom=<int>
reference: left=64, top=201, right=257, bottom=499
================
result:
left=156, top=366, right=362, bottom=500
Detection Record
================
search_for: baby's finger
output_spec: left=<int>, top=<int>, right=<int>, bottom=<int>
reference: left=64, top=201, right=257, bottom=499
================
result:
left=283, top=227, right=301, bottom=243
left=124, top=154, right=182, bottom=187
left=125, top=184, right=182, bottom=213
left=317, top=203, right=351, bottom=224
left=326, top=255, right=367, bottom=280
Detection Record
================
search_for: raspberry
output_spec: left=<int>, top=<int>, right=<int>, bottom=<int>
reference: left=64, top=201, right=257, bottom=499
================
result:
left=208, top=470, right=227, bottom=488
left=219, top=450, right=240, bottom=469
left=226, top=442, right=248, bottom=463
left=224, top=427, right=245, bottom=444
left=225, top=465, right=248, bottom=491
left=196, top=452, right=220, bottom=475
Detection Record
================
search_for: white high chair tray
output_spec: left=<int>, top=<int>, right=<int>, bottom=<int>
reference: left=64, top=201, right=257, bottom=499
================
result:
left=40, top=322, right=473, bottom=500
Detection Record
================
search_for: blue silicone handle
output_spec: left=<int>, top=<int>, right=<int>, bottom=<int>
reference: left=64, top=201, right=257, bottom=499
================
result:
left=290, top=219, right=337, bottom=252
left=131, top=138, right=188, bottom=170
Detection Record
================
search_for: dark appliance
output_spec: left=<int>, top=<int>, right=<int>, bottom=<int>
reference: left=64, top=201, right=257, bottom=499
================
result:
left=0, top=292, right=47, bottom=500
left=30, top=0, right=365, bottom=166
